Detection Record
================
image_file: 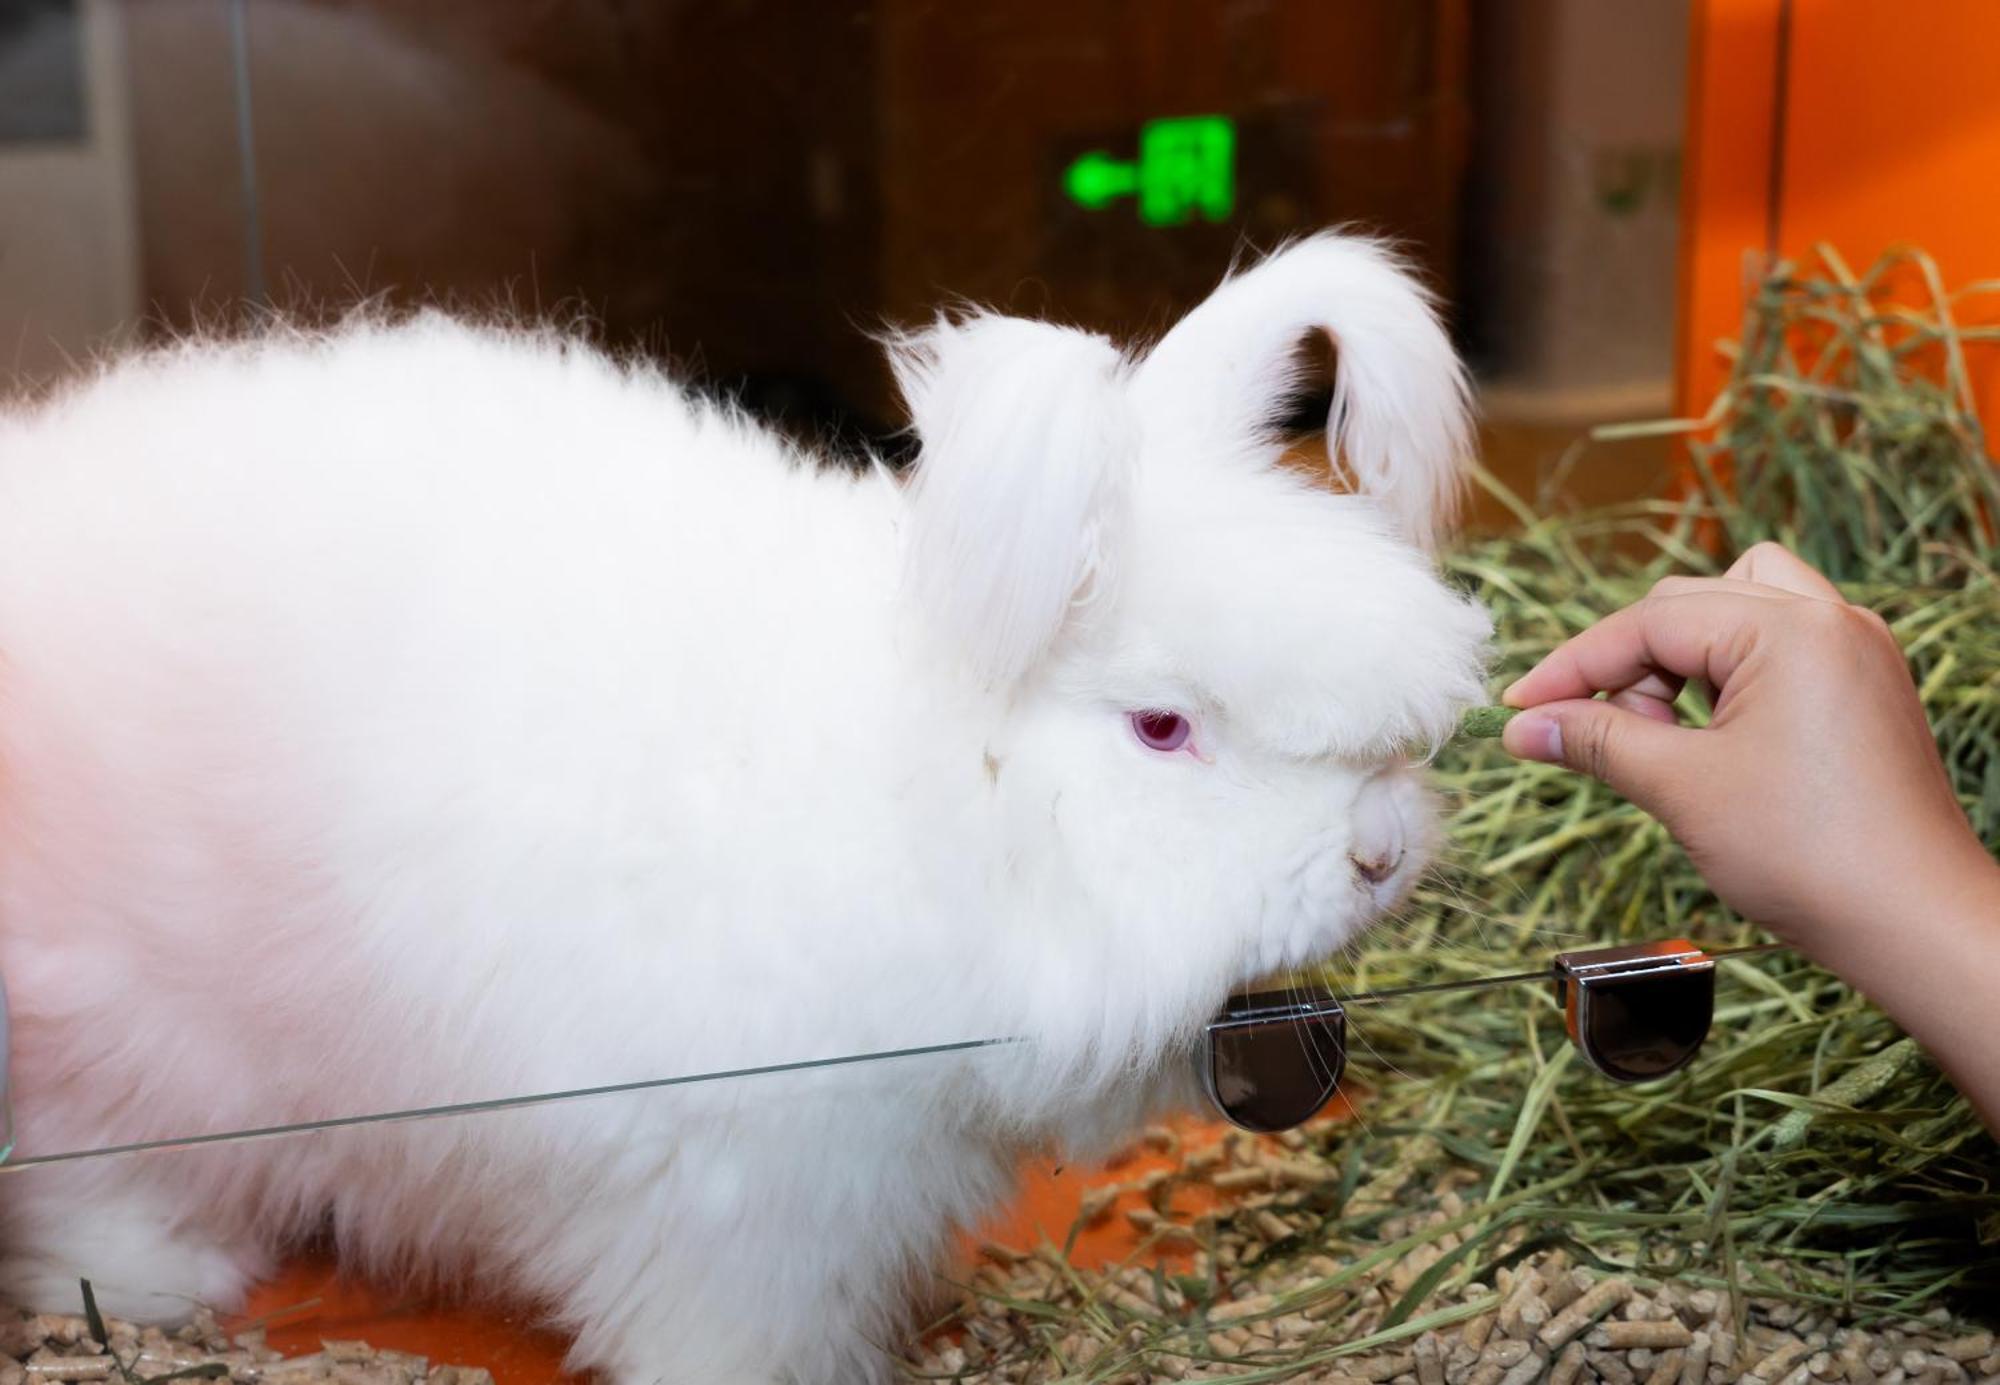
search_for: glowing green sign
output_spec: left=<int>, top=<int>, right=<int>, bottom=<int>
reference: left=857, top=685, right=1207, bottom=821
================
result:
left=1063, top=115, right=1235, bottom=226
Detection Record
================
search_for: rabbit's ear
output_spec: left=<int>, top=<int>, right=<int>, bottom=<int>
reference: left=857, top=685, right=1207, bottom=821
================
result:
left=890, top=313, right=1131, bottom=688
left=1129, top=234, right=1472, bottom=549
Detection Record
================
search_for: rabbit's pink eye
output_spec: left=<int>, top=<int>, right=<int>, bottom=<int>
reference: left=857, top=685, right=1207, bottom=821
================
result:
left=1130, top=710, right=1192, bottom=753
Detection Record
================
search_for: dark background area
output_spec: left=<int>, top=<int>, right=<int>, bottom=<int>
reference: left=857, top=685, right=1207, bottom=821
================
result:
left=2, top=0, right=1686, bottom=500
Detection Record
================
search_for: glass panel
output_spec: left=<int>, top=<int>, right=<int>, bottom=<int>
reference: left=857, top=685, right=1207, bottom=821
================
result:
left=12, top=5, right=1985, bottom=1383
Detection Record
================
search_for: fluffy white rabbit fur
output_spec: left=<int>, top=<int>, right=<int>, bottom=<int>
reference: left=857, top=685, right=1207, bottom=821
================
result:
left=0, top=234, right=1489, bottom=1383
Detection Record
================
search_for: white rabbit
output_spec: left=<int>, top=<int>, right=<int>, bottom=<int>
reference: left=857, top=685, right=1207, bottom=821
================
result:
left=0, top=233, right=1489, bottom=1384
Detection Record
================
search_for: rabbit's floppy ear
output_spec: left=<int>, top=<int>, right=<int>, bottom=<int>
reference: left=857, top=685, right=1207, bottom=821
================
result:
left=1129, top=234, right=1471, bottom=549
left=890, top=313, right=1131, bottom=688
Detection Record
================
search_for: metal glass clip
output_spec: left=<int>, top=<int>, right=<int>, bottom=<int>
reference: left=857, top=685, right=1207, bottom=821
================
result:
left=1550, top=938, right=1716, bottom=1084
left=1197, top=990, right=1346, bottom=1134
left=1200, top=937, right=1748, bottom=1131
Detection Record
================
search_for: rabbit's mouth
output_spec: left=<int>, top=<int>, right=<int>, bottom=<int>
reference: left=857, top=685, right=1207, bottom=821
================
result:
left=1251, top=853, right=1423, bottom=980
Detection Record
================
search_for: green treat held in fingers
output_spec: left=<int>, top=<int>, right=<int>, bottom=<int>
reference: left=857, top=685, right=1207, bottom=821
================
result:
left=1459, top=706, right=1521, bottom=740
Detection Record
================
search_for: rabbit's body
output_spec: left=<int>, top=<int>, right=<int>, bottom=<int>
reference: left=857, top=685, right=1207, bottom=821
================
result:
left=0, top=237, right=1490, bottom=1383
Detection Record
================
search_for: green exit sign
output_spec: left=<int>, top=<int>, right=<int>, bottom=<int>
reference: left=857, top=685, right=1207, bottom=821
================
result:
left=1063, top=115, right=1235, bottom=227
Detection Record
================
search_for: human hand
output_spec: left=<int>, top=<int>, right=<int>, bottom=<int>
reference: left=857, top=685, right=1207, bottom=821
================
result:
left=1499, top=541, right=1995, bottom=968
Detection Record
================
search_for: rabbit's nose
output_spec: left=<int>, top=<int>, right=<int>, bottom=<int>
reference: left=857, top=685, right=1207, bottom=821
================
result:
left=1350, top=847, right=1405, bottom=886
left=1348, top=771, right=1410, bottom=888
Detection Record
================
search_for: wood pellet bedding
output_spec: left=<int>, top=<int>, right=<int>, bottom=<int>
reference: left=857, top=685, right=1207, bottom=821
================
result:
left=0, top=1308, right=494, bottom=1385
left=902, top=1123, right=2000, bottom=1384
left=6, top=1125, right=1993, bottom=1385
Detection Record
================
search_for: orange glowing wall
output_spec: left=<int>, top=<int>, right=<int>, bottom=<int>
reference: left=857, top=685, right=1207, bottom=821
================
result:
left=1676, top=0, right=2000, bottom=420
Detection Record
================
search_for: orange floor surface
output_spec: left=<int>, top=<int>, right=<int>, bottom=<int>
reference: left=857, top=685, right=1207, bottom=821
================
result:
left=225, top=1111, right=1322, bottom=1384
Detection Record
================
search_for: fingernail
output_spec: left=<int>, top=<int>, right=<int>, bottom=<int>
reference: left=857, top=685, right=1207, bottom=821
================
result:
left=1502, top=711, right=1563, bottom=763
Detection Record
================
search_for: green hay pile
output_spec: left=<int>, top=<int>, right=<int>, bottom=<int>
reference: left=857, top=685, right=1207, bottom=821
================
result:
left=1339, top=243, right=2000, bottom=1313
left=911, top=246, right=2000, bottom=1380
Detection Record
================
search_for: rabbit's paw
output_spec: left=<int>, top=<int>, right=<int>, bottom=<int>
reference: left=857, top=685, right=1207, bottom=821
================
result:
left=0, top=1191, right=266, bottom=1324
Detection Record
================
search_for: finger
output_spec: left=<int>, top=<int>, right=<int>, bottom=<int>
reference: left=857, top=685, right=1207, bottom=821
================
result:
left=1500, top=696, right=1699, bottom=815
left=1648, top=575, right=1792, bottom=602
left=1502, top=590, right=1774, bottom=708
left=1609, top=688, right=1681, bottom=724
left=1724, top=541, right=1845, bottom=600
left=1610, top=666, right=1685, bottom=708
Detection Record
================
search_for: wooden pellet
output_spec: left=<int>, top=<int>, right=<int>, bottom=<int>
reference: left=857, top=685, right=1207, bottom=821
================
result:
left=1594, top=1352, right=1638, bottom=1385
left=33, top=1322, right=88, bottom=1352
left=1680, top=1331, right=1712, bottom=1385
left=1750, top=1340, right=1816, bottom=1384
left=1269, top=1159, right=1335, bottom=1190
left=1075, top=1186, right=1117, bottom=1224
left=1388, top=1244, right=1444, bottom=1299
left=1497, top=1350, right=1549, bottom=1385
left=21, top=1364, right=112, bottom=1384
left=1646, top=1348, right=1687, bottom=1385
left=965, top=1318, right=1009, bottom=1349
left=1496, top=1273, right=1547, bottom=1340
left=1098, top=1282, right=1159, bottom=1320
left=1182, top=1146, right=1225, bottom=1177
left=1539, top=1278, right=1633, bottom=1351
left=1596, top=1321, right=1695, bottom=1351
left=331, top=1365, right=399, bottom=1385
left=1414, top=1332, right=1446, bottom=1385
left=1252, top=1209, right=1294, bottom=1243
left=1211, top=1166, right=1276, bottom=1193
left=1547, top=1341, right=1589, bottom=1385
left=1543, top=1269, right=1591, bottom=1315
left=1210, top=1293, right=1277, bottom=1325
left=1711, top=1328, right=1739, bottom=1371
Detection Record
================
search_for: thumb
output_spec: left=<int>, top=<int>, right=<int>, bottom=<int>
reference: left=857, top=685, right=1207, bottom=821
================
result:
left=1500, top=697, right=1694, bottom=814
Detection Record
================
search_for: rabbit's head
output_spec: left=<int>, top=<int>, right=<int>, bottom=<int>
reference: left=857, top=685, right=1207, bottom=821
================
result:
left=891, top=234, right=1490, bottom=1040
